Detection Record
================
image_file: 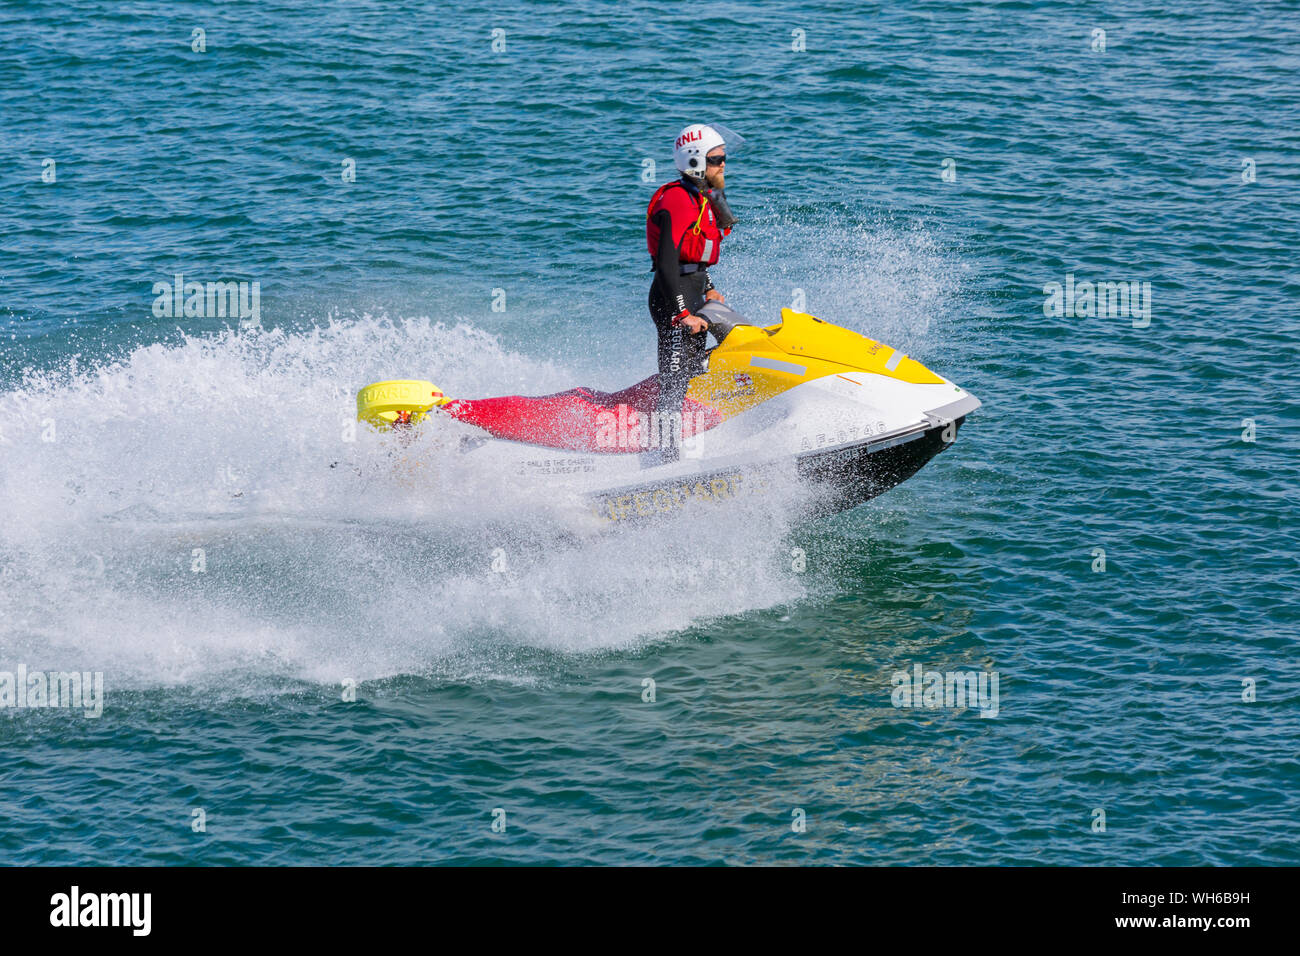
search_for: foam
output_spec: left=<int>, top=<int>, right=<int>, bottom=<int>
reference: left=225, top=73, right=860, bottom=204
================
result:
left=0, top=317, right=808, bottom=689
left=0, top=224, right=956, bottom=689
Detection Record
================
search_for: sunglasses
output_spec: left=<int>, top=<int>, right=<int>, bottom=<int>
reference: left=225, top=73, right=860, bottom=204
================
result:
left=705, top=154, right=727, bottom=166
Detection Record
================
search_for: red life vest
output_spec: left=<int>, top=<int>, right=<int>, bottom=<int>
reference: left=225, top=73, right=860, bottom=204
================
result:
left=646, top=181, right=727, bottom=267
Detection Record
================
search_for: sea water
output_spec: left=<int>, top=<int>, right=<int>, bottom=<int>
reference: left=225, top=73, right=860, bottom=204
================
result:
left=1, top=0, right=1297, bottom=864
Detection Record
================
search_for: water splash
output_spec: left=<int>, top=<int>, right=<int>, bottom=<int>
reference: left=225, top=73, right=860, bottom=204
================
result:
left=0, top=316, right=811, bottom=689
left=0, top=219, right=959, bottom=689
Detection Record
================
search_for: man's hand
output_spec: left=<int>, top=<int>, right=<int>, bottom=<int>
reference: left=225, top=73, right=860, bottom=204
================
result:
left=704, top=289, right=725, bottom=303
left=681, top=314, right=709, bottom=334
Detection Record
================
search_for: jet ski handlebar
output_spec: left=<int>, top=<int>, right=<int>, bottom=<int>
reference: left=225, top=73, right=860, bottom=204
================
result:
left=697, top=300, right=751, bottom=343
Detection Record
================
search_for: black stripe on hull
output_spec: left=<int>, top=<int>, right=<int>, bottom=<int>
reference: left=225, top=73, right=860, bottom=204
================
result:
left=586, top=417, right=966, bottom=524
left=796, top=416, right=966, bottom=517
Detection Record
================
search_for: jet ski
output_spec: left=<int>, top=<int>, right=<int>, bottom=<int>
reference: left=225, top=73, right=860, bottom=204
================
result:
left=355, top=303, right=981, bottom=523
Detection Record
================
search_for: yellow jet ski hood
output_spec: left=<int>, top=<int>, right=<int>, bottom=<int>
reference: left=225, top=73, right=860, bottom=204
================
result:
left=689, top=303, right=969, bottom=422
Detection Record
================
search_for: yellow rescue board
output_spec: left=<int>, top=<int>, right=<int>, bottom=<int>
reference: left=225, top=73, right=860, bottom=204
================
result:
left=356, top=379, right=449, bottom=427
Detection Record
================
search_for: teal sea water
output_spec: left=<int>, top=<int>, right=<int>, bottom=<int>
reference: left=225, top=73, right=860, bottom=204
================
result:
left=2, top=0, right=1298, bottom=864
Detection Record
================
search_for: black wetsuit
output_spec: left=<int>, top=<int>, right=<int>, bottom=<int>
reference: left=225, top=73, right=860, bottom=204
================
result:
left=648, top=179, right=715, bottom=447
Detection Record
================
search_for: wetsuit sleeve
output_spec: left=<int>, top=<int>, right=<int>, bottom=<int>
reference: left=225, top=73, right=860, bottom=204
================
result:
left=652, top=208, right=690, bottom=317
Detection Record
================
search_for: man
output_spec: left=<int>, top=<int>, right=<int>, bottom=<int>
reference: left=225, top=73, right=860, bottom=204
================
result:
left=645, top=123, right=737, bottom=459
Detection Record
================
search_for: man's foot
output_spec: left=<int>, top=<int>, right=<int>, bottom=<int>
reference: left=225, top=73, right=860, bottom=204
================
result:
left=640, top=445, right=679, bottom=467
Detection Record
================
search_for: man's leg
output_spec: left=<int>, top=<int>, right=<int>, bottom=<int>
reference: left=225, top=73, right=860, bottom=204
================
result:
left=653, top=314, right=688, bottom=456
left=649, top=274, right=708, bottom=460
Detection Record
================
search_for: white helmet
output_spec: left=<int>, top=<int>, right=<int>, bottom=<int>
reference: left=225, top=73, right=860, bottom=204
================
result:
left=673, top=124, right=726, bottom=182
